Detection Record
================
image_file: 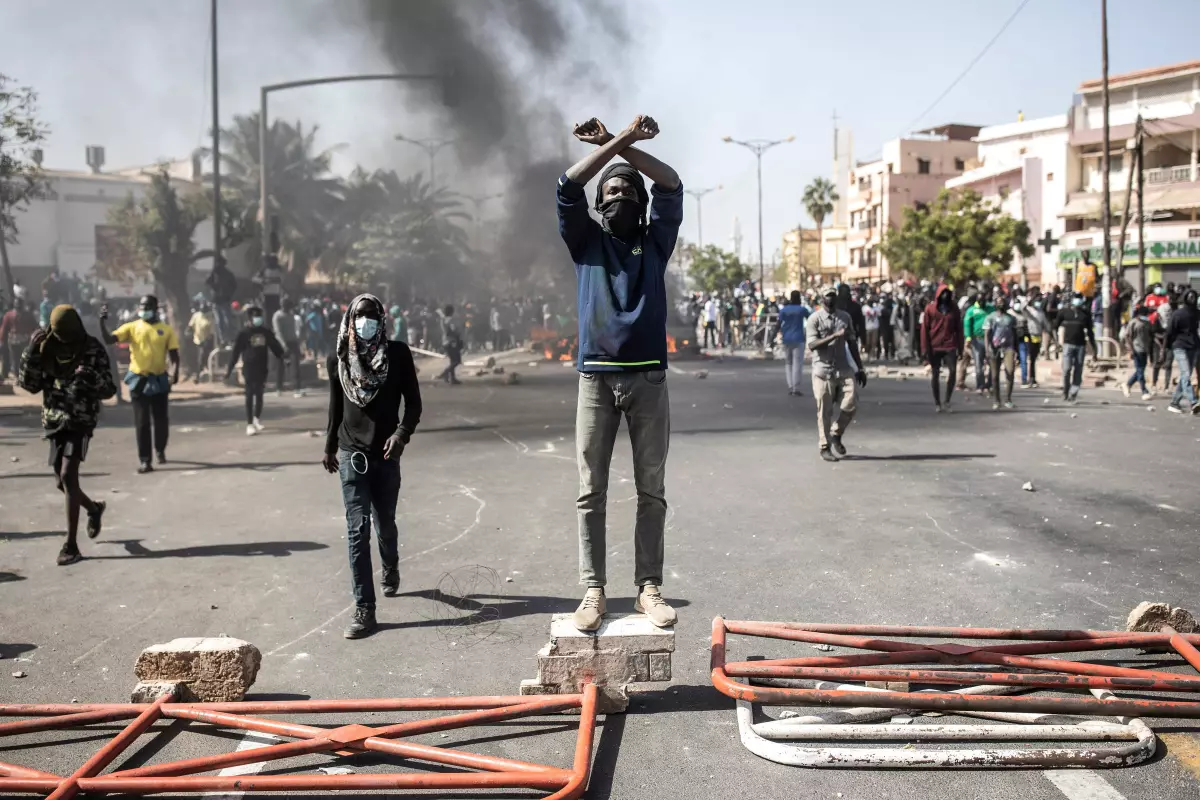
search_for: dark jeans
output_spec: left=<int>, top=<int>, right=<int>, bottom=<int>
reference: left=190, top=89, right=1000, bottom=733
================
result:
left=1062, top=343, right=1086, bottom=399
left=971, top=339, right=991, bottom=390
left=1153, top=340, right=1173, bottom=389
left=244, top=378, right=264, bottom=424
left=1171, top=348, right=1197, bottom=408
left=990, top=349, right=1016, bottom=404
left=339, top=450, right=401, bottom=609
left=704, top=321, right=718, bottom=348
left=880, top=325, right=895, bottom=360
left=1127, top=352, right=1149, bottom=394
left=929, top=350, right=957, bottom=407
left=1025, top=340, right=1041, bottom=385
left=131, top=391, right=169, bottom=462
left=276, top=340, right=302, bottom=392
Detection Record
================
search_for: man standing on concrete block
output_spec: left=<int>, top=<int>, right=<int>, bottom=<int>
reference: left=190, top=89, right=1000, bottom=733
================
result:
left=556, top=114, right=682, bottom=632
left=323, top=294, right=422, bottom=639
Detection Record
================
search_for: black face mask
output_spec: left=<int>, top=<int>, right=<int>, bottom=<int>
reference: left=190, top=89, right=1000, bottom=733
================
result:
left=822, top=297, right=836, bottom=312
left=598, top=197, right=642, bottom=240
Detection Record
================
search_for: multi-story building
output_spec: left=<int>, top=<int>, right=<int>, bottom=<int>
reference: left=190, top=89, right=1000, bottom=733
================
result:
left=1058, top=60, right=1200, bottom=291
left=944, top=114, right=1070, bottom=287
left=780, top=227, right=821, bottom=288
left=5, top=150, right=212, bottom=299
left=843, top=124, right=979, bottom=283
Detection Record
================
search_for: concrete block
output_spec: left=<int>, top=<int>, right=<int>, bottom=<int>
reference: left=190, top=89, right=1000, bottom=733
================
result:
left=519, top=678, right=558, bottom=696
left=1126, top=601, right=1196, bottom=634
left=866, top=681, right=911, bottom=693
left=134, top=636, right=260, bottom=702
left=130, top=681, right=186, bottom=703
left=549, top=614, right=675, bottom=656
left=648, top=652, right=672, bottom=682
left=538, top=651, right=650, bottom=687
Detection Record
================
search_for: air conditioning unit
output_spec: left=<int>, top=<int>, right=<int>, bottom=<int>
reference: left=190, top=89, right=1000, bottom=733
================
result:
left=85, top=145, right=105, bottom=174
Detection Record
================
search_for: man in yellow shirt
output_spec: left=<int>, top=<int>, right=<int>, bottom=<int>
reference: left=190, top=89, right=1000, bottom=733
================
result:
left=186, top=302, right=215, bottom=382
left=100, top=295, right=180, bottom=474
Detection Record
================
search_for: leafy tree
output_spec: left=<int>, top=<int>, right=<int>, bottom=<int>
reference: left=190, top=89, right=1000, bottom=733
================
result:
left=0, top=75, right=53, bottom=299
left=880, top=188, right=1034, bottom=284
left=101, top=167, right=207, bottom=322
left=802, top=176, right=838, bottom=273
left=344, top=172, right=471, bottom=301
left=685, top=244, right=751, bottom=293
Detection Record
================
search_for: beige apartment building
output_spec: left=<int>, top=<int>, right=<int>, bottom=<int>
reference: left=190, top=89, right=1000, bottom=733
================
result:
left=843, top=124, right=979, bottom=283
left=1059, top=60, right=1200, bottom=291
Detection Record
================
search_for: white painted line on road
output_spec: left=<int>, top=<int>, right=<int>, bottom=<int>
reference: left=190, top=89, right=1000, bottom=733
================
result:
left=202, top=732, right=279, bottom=800
left=1043, top=769, right=1127, bottom=800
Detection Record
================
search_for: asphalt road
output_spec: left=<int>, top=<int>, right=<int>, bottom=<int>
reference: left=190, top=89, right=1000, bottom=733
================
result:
left=2, top=356, right=1199, bottom=800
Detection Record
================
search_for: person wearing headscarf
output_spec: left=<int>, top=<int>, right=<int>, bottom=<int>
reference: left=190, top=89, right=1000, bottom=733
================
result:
left=323, top=294, right=422, bottom=639
left=18, top=304, right=117, bottom=565
left=556, top=114, right=683, bottom=633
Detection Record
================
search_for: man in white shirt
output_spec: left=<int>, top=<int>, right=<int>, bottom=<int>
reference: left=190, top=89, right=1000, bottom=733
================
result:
left=703, top=294, right=719, bottom=349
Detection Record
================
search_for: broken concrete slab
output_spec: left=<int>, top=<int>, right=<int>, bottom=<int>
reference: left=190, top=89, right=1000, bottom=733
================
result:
left=134, top=636, right=261, bottom=702
left=521, top=614, right=675, bottom=714
left=1126, top=602, right=1196, bottom=634
left=130, top=680, right=186, bottom=703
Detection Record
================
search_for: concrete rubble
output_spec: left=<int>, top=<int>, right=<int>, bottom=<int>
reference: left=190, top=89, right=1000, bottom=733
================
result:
left=132, top=636, right=261, bottom=702
left=1126, top=602, right=1196, bottom=634
left=520, top=614, right=675, bottom=714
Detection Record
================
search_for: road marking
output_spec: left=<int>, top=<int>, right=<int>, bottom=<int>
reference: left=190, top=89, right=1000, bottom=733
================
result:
left=1161, top=733, right=1200, bottom=783
left=202, top=732, right=279, bottom=800
left=1043, top=769, right=1127, bottom=800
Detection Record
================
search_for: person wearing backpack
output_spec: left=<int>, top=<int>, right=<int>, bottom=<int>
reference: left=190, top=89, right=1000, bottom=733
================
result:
left=983, top=295, right=1019, bottom=410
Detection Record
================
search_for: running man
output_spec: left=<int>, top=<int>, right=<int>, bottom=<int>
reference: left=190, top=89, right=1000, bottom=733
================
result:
left=557, top=114, right=682, bottom=632
left=19, top=305, right=116, bottom=564
left=226, top=305, right=285, bottom=436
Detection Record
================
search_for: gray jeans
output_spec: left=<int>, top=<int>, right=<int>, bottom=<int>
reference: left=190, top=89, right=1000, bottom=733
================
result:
left=784, top=344, right=805, bottom=391
left=576, top=370, right=670, bottom=588
left=1062, top=343, right=1086, bottom=398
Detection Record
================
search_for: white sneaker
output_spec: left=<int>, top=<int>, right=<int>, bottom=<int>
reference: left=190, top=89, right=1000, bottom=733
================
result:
left=1141, top=392, right=1153, bottom=401
left=1122, top=384, right=1131, bottom=398
left=252, top=417, right=265, bottom=432
left=246, top=424, right=257, bottom=436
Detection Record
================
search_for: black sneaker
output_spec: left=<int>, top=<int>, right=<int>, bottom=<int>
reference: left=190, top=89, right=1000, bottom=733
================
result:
left=343, top=606, right=377, bottom=639
left=137, top=461, right=154, bottom=474
left=820, top=447, right=838, bottom=463
left=829, top=434, right=847, bottom=457
left=87, top=501, right=106, bottom=539
left=381, top=567, right=400, bottom=598
left=155, top=451, right=167, bottom=465
left=56, top=545, right=82, bottom=566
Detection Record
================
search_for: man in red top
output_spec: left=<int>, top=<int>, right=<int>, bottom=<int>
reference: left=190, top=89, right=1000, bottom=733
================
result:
left=920, top=284, right=965, bottom=412
left=1, top=298, right=38, bottom=381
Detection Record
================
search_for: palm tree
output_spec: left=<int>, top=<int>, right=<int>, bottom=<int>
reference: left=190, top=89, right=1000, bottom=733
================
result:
left=802, top=177, right=839, bottom=278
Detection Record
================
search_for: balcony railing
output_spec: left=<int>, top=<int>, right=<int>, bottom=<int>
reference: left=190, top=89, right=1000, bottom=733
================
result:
left=1145, top=165, right=1195, bottom=185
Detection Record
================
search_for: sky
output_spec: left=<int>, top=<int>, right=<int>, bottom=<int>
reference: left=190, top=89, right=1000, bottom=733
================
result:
left=2, top=0, right=1198, bottom=271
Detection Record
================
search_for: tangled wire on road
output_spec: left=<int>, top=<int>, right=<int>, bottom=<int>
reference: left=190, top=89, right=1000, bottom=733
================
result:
left=420, top=565, right=520, bottom=648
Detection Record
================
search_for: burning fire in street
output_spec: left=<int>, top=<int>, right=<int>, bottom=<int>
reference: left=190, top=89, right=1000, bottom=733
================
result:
left=667, top=334, right=678, bottom=354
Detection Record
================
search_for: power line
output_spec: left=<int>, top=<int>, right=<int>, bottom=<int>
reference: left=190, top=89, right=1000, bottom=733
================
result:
left=899, top=0, right=1032, bottom=136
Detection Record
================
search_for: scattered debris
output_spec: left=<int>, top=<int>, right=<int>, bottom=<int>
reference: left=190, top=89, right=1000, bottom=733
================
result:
left=723, top=403, right=734, bottom=410
left=1043, top=398, right=1051, bottom=405
left=12, top=671, right=26, bottom=678
left=779, top=710, right=801, bottom=719
left=527, top=361, right=540, bottom=368
left=811, top=644, right=835, bottom=652
left=492, top=366, right=505, bottom=375
left=485, top=356, right=496, bottom=369
left=1022, top=481, right=1035, bottom=492
left=1147, top=406, right=1156, bottom=412
left=1127, top=601, right=1197, bottom=634
left=307, top=430, right=322, bottom=437
left=695, top=370, right=709, bottom=379
left=505, top=577, right=514, bottom=583
left=1036, top=432, right=1049, bottom=438
left=1101, top=400, right=1110, bottom=405
left=474, top=369, right=488, bottom=377
left=505, top=373, right=521, bottom=386
left=210, top=604, right=219, bottom=610
left=1070, top=413, right=1078, bottom=419
left=9, top=457, right=17, bottom=463
left=317, top=767, right=354, bottom=776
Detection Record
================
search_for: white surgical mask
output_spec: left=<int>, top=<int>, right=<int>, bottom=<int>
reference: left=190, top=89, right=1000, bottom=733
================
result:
left=139, top=310, right=155, bottom=321
left=355, top=317, right=380, bottom=340
left=251, top=316, right=264, bottom=327
left=1071, top=298, right=1083, bottom=308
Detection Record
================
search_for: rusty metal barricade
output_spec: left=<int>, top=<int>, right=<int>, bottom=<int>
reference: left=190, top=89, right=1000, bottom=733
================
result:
left=0, top=684, right=597, bottom=799
left=710, top=617, right=1200, bottom=769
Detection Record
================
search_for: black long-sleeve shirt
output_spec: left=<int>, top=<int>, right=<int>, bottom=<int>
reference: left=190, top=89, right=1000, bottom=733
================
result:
left=1055, top=307, right=1096, bottom=349
left=1166, top=304, right=1198, bottom=352
left=226, top=325, right=284, bottom=382
left=325, top=342, right=422, bottom=457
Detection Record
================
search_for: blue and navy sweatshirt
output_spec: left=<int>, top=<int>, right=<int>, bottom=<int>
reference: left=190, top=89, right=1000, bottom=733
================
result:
left=556, top=173, right=684, bottom=372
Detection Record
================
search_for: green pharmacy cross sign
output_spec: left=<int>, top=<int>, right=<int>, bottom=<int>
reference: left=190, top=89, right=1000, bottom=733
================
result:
left=1059, top=238, right=1200, bottom=265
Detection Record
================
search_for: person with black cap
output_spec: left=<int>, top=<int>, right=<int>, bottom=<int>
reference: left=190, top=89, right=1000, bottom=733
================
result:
left=225, top=304, right=285, bottom=435
left=19, top=304, right=116, bottom=564
left=806, top=286, right=867, bottom=461
left=557, top=114, right=683, bottom=632
left=100, top=295, right=180, bottom=473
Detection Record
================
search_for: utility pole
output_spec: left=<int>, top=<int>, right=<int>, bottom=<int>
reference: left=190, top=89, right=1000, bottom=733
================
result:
left=722, top=135, right=794, bottom=299
left=1137, top=117, right=1146, bottom=292
left=210, top=0, right=221, bottom=263
left=684, top=185, right=721, bottom=248
left=1114, top=118, right=1139, bottom=284
left=1100, top=0, right=1114, bottom=339
left=395, top=134, right=457, bottom=188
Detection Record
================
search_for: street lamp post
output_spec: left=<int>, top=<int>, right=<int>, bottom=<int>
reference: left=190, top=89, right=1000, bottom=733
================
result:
left=394, top=133, right=458, bottom=187
left=257, top=72, right=443, bottom=257
left=722, top=135, right=794, bottom=294
left=684, top=185, right=722, bottom=248
left=465, top=192, right=503, bottom=251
